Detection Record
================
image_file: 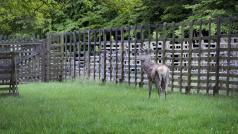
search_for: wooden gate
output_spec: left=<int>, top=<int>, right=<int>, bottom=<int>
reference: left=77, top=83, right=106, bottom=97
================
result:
left=45, top=34, right=64, bottom=81
left=0, top=35, right=45, bottom=83
left=0, top=52, right=18, bottom=95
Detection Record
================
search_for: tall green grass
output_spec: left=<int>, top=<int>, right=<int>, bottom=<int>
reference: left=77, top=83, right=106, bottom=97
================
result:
left=0, top=79, right=237, bottom=134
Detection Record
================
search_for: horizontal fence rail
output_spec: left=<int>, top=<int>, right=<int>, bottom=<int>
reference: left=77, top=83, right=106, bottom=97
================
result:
left=0, top=17, right=238, bottom=95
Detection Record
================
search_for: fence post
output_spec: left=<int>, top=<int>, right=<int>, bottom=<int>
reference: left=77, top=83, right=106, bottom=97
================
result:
left=120, top=27, right=125, bottom=83
left=93, top=30, right=96, bottom=80
left=134, top=25, right=138, bottom=86
left=171, top=22, right=175, bottom=92
left=226, top=17, right=232, bottom=96
left=83, top=32, right=86, bottom=77
left=98, top=30, right=102, bottom=80
left=115, top=29, right=119, bottom=83
left=179, top=22, right=185, bottom=92
left=206, top=19, right=212, bottom=94
left=187, top=20, right=194, bottom=93
left=60, top=33, right=64, bottom=81
left=197, top=20, right=203, bottom=93
left=214, top=17, right=221, bottom=95
left=162, top=22, right=167, bottom=64
left=45, top=34, right=50, bottom=82
left=109, top=28, right=113, bottom=81
left=155, top=24, right=159, bottom=63
left=103, top=29, right=107, bottom=83
left=77, top=32, right=81, bottom=77
left=128, top=26, right=131, bottom=85
left=68, top=32, right=72, bottom=78
left=73, top=32, right=76, bottom=79
left=87, top=30, right=91, bottom=78
left=139, top=25, right=144, bottom=88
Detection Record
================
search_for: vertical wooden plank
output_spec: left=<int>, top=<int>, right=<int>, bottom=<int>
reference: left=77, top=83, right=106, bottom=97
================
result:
left=47, top=34, right=51, bottom=81
left=206, top=19, right=212, bottom=95
left=103, top=30, right=107, bottom=82
left=41, top=37, right=46, bottom=81
left=179, top=23, right=185, bottom=92
left=98, top=30, right=102, bottom=80
left=63, top=33, right=67, bottom=80
left=134, top=25, right=138, bottom=86
left=214, top=17, right=221, bottom=95
left=34, top=35, right=38, bottom=81
left=87, top=30, right=91, bottom=78
left=78, top=32, right=81, bottom=77
left=69, top=32, right=72, bottom=78
left=46, top=33, right=50, bottom=82
left=155, top=24, right=159, bottom=63
left=60, top=33, right=64, bottom=81
left=45, top=34, right=49, bottom=81
left=171, top=22, right=176, bottom=92
left=14, top=52, right=18, bottom=94
left=187, top=20, right=194, bottom=93
left=73, top=32, right=76, bottom=79
left=109, top=28, right=112, bottom=81
left=162, top=23, right=167, bottom=64
left=62, top=33, right=64, bottom=80
left=64, top=33, right=67, bottom=79
left=120, top=27, right=125, bottom=83
left=115, top=29, right=119, bottom=83
left=128, top=26, right=131, bottom=85
left=54, top=34, right=57, bottom=81
left=226, top=17, right=232, bottom=96
left=50, top=34, right=53, bottom=81
left=32, top=35, right=36, bottom=81
left=197, top=20, right=203, bottom=93
left=148, top=24, right=151, bottom=49
left=93, top=30, right=96, bottom=80
left=11, top=52, right=17, bottom=93
left=83, top=32, right=86, bottom=77
left=139, top=25, right=144, bottom=88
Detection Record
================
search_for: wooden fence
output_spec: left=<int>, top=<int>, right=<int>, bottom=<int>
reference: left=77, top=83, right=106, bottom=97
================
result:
left=0, top=52, right=18, bottom=94
left=0, top=35, right=45, bottom=83
left=0, top=17, right=237, bottom=95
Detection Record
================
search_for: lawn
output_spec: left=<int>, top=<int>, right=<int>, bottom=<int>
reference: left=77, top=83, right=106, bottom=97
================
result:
left=0, top=79, right=237, bottom=134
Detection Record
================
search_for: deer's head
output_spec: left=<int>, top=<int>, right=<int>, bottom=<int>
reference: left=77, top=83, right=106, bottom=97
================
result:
left=138, top=48, right=153, bottom=62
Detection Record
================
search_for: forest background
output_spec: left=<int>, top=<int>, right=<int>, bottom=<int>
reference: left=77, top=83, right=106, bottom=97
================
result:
left=0, top=0, right=237, bottom=35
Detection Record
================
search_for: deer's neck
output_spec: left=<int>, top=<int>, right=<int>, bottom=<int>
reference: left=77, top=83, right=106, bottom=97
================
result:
left=141, top=60, right=155, bottom=73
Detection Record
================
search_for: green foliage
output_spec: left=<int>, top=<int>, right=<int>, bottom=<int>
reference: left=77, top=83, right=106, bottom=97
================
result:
left=0, top=0, right=237, bottom=34
left=185, top=0, right=238, bottom=20
left=161, top=3, right=191, bottom=22
left=0, top=0, right=54, bottom=34
left=0, top=80, right=237, bottom=133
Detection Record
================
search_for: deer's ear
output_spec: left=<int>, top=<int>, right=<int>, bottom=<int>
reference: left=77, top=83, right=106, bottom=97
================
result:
left=140, top=48, right=145, bottom=52
left=145, top=49, right=150, bottom=53
left=149, top=48, right=153, bottom=53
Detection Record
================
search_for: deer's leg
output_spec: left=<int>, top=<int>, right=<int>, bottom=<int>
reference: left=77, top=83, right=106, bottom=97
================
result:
left=157, top=81, right=162, bottom=97
left=165, top=83, right=168, bottom=100
left=154, top=76, right=162, bottom=97
left=148, top=80, right=152, bottom=98
left=163, top=77, right=169, bottom=100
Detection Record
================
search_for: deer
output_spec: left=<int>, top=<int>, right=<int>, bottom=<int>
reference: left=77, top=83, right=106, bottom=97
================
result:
left=139, top=48, right=170, bottom=99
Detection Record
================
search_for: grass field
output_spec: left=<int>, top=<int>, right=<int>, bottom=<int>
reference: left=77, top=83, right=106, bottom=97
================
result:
left=0, top=80, right=237, bottom=134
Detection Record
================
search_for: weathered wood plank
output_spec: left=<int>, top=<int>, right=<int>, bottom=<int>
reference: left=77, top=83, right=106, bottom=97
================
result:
left=187, top=21, right=194, bottom=94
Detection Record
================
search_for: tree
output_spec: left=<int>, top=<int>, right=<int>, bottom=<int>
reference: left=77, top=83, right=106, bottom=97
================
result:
left=185, top=0, right=238, bottom=20
left=0, top=0, right=54, bottom=34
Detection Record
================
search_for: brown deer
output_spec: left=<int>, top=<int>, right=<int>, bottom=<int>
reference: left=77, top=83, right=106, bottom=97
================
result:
left=139, top=48, right=170, bottom=99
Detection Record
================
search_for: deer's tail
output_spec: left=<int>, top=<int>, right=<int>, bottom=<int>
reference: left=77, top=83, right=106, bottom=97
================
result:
left=152, top=66, right=170, bottom=92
